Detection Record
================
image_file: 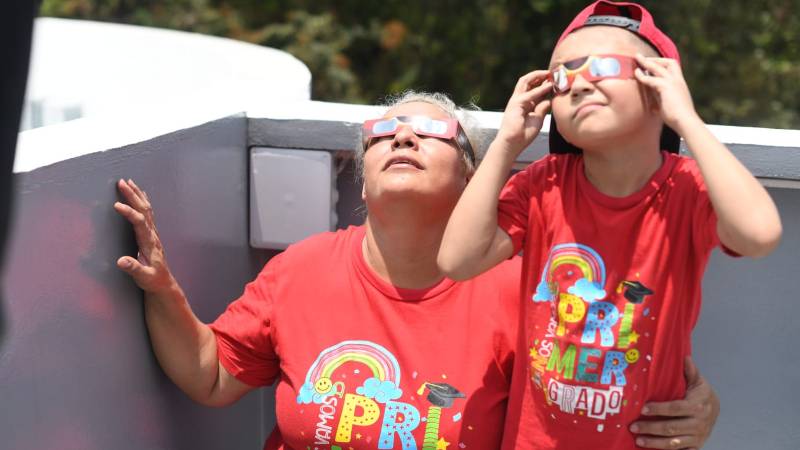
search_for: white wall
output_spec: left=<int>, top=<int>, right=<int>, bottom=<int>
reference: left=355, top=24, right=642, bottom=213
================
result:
left=21, top=18, right=311, bottom=130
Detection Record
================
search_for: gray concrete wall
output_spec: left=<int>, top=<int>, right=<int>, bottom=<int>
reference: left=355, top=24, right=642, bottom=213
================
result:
left=695, top=186, right=800, bottom=450
left=1, top=115, right=276, bottom=450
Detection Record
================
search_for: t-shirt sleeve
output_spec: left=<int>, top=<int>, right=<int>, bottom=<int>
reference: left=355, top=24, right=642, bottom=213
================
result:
left=498, top=169, right=533, bottom=255
left=209, top=255, right=283, bottom=387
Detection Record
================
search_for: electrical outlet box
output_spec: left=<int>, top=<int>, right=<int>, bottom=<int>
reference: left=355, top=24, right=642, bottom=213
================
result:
left=250, top=147, right=337, bottom=249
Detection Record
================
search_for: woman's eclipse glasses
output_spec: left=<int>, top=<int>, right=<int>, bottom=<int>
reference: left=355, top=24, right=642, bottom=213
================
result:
left=362, top=115, right=475, bottom=164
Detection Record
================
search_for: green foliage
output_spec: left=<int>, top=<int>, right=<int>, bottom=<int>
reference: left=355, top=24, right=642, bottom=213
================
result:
left=39, top=0, right=800, bottom=129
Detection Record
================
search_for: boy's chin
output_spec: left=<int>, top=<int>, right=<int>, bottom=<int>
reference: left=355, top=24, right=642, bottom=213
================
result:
left=562, top=132, right=615, bottom=151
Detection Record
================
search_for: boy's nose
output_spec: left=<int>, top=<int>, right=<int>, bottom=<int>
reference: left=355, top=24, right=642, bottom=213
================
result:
left=391, top=124, right=420, bottom=151
left=570, top=74, right=595, bottom=96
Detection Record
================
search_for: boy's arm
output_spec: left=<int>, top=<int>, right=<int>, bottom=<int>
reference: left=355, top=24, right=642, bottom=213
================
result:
left=675, top=119, right=781, bottom=257
left=634, top=55, right=782, bottom=257
left=438, top=71, right=552, bottom=280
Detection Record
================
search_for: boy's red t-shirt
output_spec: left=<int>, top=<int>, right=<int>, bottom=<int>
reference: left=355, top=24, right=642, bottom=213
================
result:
left=498, top=152, right=722, bottom=449
left=210, top=225, right=521, bottom=450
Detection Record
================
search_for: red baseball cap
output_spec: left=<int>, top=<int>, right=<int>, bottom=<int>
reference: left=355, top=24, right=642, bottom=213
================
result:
left=549, top=1, right=682, bottom=154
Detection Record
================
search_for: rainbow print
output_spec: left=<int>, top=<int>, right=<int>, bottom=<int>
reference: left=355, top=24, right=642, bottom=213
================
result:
left=533, top=243, right=606, bottom=302
left=304, top=340, right=401, bottom=392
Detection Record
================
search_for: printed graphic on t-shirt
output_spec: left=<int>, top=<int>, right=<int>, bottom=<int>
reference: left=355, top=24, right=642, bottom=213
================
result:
left=528, top=243, right=655, bottom=429
left=296, top=340, right=466, bottom=449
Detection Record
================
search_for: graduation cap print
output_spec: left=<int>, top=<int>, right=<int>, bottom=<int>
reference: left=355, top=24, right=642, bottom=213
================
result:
left=425, top=382, right=465, bottom=408
left=621, top=280, right=654, bottom=304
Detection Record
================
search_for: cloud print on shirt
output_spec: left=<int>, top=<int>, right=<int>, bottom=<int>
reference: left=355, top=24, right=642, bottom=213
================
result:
left=356, top=377, right=403, bottom=403
left=568, top=278, right=606, bottom=302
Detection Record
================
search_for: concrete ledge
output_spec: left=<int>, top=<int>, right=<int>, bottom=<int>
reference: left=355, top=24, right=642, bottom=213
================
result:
left=249, top=101, right=800, bottom=182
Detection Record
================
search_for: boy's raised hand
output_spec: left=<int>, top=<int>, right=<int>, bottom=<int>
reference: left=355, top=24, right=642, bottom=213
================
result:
left=634, top=54, right=699, bottom=132
left=495, top=70, right=552, bottom=157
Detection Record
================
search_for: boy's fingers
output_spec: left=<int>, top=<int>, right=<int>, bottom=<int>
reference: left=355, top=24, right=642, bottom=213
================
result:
left=514, top=70, right=550, bottom=94
left=651, top=57, right=678, bottom=69
left=532, top=99, right=551, bottom=117
left=517, top=80, right=553, bottom=104
left=513, top=73, right=533, bottom=94
left=635, top=54, right=670, bottom=78
left=635, top=54, right=673, bottom=66
left=635, top=69, right=663, bottom=89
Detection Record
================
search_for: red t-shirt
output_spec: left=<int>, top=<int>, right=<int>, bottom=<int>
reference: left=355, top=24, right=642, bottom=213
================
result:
left=211, top=225, right=521, bottom=450
left=497, top=152, right=722, bottom=449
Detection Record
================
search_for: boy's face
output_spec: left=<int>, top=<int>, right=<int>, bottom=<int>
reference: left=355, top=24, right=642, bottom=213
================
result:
left=549, top=26, right=660, bottom=151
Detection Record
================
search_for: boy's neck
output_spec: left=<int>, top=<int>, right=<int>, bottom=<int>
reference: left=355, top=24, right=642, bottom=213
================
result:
left=582, top=141, right=665, bottom=198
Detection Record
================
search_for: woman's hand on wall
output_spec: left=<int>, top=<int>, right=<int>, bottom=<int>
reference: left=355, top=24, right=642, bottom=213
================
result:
left=114, top=179, right=178, bottom=294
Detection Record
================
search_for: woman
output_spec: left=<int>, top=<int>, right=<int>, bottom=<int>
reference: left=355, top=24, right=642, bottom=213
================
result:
left=114, top=91, right=718, bottom=449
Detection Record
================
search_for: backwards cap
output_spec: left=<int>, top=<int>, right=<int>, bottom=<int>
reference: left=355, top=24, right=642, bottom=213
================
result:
left=549, top=0, right=682, bottom=154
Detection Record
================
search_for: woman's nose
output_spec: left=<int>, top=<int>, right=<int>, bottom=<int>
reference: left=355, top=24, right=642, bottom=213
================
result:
left=391, top=124, right=419, bottom=150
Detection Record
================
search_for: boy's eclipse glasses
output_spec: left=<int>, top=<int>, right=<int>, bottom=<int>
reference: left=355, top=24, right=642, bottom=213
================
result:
left=363, top=115, right=475, bottom=164
left=548, top=54, right=637, bottom=95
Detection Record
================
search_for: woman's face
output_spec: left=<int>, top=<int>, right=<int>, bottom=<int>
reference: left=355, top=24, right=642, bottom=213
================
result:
left=361, top=101, right=470, bottom=213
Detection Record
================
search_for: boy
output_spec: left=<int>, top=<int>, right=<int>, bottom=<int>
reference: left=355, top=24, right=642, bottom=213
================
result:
left=438, top=1, right=782, bottom=448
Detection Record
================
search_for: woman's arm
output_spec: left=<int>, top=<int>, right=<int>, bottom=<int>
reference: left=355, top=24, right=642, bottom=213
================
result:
left=115, top=179, right=253, bottom=407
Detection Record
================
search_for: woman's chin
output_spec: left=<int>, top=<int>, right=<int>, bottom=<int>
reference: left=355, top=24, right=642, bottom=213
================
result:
left=369, top=184, right=458, bottom=210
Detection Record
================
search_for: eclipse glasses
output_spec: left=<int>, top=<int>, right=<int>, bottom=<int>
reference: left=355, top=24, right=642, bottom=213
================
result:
left=362, top=115, right=475, bottom=164
left=548, top=54, right=638, bottom=94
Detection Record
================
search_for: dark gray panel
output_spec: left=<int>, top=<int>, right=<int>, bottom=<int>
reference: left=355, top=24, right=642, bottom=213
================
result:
left=1, top=115, right=277, bottom=450
left=695, top=187, right=800, bottom=449
left=248, top=118, right=363, bottom=152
